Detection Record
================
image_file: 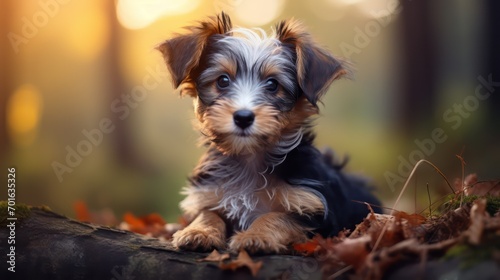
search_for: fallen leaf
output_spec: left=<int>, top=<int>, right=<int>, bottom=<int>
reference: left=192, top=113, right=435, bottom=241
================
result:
left=121, top=212, right=170, bottom=236
left=394, top=211, right=426, bottom=227
left=467, top=181, right=500, bottom=196
left=123, top=212, right=147, bottom=234
left=141, top=213, right=166, bottom=225
left=293, top=238, right=320, bottom=255
left=197, top=250, right=230, bottom=262
left=219, top=250, right=263, bottom=277
left=468, top=199, right=487, bottom=245
left=333, top=235, right=371, bottom=269
left=427, top=206, right=471, bottom=243
left=351, top=213, right=392, bottom=238
left=73, top=200, right=91, bottom=222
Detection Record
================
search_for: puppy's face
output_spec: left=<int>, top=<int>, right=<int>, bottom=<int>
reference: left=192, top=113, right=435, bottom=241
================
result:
left=194, top=30, right=303, bottom=155
left=158, top=13, right=349, bottom=155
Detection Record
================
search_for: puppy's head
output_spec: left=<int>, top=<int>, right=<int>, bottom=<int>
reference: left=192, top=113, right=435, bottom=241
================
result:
left=158, top=12, right=349, bottom=155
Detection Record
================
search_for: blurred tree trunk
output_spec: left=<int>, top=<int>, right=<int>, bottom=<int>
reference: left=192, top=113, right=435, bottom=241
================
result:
left=398, top=0, right=437, bottom=132
left=0, top=1, right=13, bottom=157
left=104, top=1, right=136, bottom=166
left=485, top=0, right=500, bottom=116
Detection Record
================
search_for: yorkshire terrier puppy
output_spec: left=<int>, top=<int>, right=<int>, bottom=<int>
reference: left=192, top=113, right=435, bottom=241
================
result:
left=158, top=12, right=380, bottom=254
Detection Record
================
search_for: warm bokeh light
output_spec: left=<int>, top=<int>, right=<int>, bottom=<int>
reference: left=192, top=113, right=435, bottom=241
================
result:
left=309, top=0, right=346, bottom=22
left=337, top=0, right=363, bottom=5
left=63, top=2, right=110, bottom=60
left=233, top=0, right=285, bottom=26
left=7, top=84, right=43, bottom=147
left=0, top=0, right=496, bottom=229
left=116, top=0, right=201, bottom=30
left=353, top=0, right=400, bottom=19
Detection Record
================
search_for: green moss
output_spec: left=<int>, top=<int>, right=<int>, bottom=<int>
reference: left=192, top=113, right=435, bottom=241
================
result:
left=445, top=195, right=500, bottom=216
left=37, top=205, right=52, bottom=212
left=0, top=201, right=32, bottom=225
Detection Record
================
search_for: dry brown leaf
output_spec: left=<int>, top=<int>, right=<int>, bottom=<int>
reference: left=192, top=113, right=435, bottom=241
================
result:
left=372, top=218, right=405, bottom=249
left=73, top=201, right=117, bottom=225
left=393, top=211, right=428, bottom=240
left=333, top=235, right=371, bottom=269
left=351, top=213, right=392, bottom=238
left=74, top=200, right=91, bottom=222
left=293, top=238, right=320, bottom=255
left=394, top=211, right=426, bottom=227
left=427, top=206, right=471, bottom=243
left=468, top=181, right=500, bottom=196
left=455, top=173, right=500, bottom=196
left=219, top=250, right=263, bottom=277
left=197, top=249, right=230, bottom=262
left=467, top=198, right=487, bottom=245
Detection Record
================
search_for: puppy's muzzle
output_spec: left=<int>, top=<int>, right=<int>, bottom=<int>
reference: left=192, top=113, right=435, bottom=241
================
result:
left=233, top=109, right=255, bottom=129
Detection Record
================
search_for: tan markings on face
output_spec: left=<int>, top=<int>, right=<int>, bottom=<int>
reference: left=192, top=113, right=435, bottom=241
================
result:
left=201, top=98, right=285, bottom=154
left=204, top=99, right=236, bottom=135
left=279, top=96, right=318, bottom=132
left=259, top=60, right=279, bottom=79
left=214, top=55, right=237, bottom=78
left=193, top=97, right=207, bottom=123
left=179, top=82, right=197, bottom=97
left=252, top=105, right=282, bottom=143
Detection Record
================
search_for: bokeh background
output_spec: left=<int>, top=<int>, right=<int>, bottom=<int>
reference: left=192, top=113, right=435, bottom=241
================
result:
left=1, top=0, right=499, bottom=223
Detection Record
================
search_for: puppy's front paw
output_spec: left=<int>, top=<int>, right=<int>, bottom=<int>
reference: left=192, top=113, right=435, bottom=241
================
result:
left=229, top=231, right=287, bottom=254
left=172, top=227, right=226, bottom=251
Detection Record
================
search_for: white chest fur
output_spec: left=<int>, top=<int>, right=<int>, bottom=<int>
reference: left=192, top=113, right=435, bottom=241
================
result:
left=180, top=176, right=325, bottom=230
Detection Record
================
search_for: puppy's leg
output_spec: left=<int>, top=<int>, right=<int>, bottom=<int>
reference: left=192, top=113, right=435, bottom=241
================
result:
left=229, top=212, right=307, bottom=254
left=172, top=210, right=226, bottom=251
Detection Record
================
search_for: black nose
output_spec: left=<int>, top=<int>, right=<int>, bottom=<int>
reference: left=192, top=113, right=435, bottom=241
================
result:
left=233, top=109, right=255, bottom=129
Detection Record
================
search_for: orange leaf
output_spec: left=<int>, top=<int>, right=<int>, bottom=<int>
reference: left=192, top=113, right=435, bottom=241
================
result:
left=141, top=213, right=166, bottom=225
left=197, top=250, right=230, bottom=262
left=219, top=250, right=263, bottom=277
left=123, top=212, right=146, bottom=234
left=73, top=200, right=91, bottom=222
left=293, top=238, right=320, bottom=255
left=394, top=211, right=426, bottom=227
left=333, top=235, right=371, bottom=269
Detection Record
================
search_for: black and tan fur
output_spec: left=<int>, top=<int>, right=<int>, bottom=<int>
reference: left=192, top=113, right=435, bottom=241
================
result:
left=157, top=12, right=380, bottom=254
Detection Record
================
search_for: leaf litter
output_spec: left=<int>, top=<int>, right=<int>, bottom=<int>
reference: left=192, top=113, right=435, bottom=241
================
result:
left=73, top=158, right=500, bottom=279
left=293, top=159, right=500, bottom=279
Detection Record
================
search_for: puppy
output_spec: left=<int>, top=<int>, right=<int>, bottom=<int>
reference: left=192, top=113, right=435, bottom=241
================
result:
left=157, top=12, right=380, bottom=254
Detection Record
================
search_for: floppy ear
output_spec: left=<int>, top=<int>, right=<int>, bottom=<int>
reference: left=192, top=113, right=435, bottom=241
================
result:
left=156, top=12, right=232, bottom=96
left=275, top=19, right=350, bottom=106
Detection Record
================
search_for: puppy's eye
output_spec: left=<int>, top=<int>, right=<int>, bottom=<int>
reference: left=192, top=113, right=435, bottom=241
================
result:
left=264, top=78, right=279, bottom=93
left=216, top=75, right=230, bottom=89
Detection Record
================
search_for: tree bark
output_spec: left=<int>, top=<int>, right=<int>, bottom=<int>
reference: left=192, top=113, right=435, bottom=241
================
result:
left=2, top=205, right=498, bottom=280
left=0, top=206, right=322, bottom=280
